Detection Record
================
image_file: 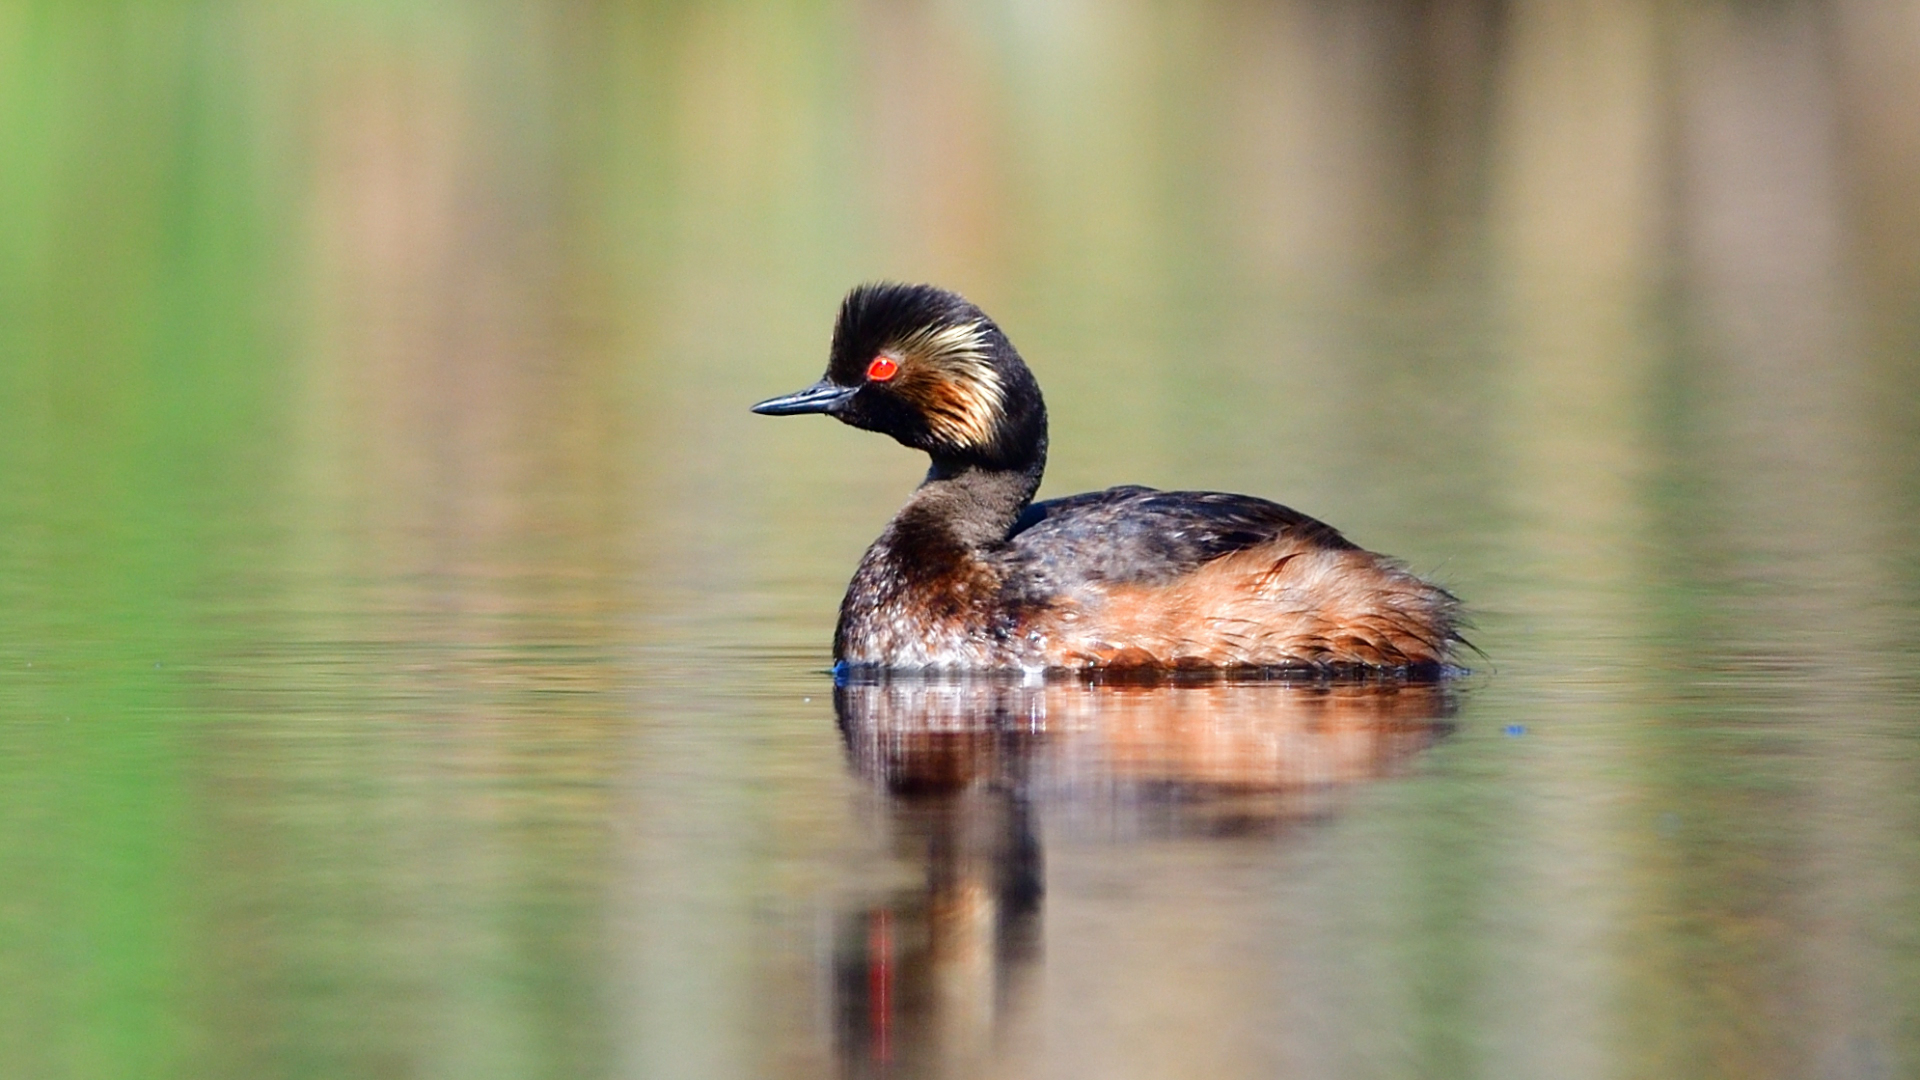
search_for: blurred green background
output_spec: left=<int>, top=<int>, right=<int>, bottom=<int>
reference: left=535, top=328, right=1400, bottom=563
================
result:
left=3, top=1, right=1920, bottom=1078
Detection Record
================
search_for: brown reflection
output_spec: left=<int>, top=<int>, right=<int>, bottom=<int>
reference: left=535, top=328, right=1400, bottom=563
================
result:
left=829, top=678, right=1454, bottom=1078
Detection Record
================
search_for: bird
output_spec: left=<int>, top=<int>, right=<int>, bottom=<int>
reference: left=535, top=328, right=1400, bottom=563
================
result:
left=753, top=282, right=1463, bottom=676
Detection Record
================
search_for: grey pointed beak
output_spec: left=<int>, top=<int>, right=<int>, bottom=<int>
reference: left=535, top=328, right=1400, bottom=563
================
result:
left=751, top=380, right=857, bottom=416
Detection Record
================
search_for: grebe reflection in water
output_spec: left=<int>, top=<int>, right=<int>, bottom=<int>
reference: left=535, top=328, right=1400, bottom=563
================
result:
left=827, top=677, right=1455, bottom=1076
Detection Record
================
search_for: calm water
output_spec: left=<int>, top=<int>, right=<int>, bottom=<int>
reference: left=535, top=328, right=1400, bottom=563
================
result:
left=5, top=3, right=1920, bottom=1078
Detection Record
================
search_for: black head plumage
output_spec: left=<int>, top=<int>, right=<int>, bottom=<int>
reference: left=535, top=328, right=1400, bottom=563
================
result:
left=756, top=282, right=1048, bottom=474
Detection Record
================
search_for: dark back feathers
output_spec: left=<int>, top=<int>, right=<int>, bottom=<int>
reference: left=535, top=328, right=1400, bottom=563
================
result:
left=1002, top=485, right=1356, bottom=596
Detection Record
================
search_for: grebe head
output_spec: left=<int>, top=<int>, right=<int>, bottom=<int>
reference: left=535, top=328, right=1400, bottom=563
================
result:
left=753, top=283, right=1047, bottom=473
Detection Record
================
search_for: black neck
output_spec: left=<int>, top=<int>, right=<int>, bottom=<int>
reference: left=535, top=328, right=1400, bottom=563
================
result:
left=891, top=346, right=1048, bottom=553
left=900, top=449, right=1046, bottom=551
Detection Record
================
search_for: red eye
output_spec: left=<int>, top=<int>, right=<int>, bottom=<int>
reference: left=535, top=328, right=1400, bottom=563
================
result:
left=866, top=355, right=899, bottom=382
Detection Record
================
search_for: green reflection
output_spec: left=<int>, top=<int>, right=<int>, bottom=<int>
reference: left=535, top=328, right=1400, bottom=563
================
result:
left=2, top=8, right=286, bottom=1078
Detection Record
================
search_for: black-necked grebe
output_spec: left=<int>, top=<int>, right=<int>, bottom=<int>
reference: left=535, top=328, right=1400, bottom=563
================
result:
left=753, top=283, right=1462, bottom=674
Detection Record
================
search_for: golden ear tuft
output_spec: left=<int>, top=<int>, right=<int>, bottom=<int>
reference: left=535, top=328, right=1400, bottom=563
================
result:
left=888, top=321, right=1003, bottom=448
